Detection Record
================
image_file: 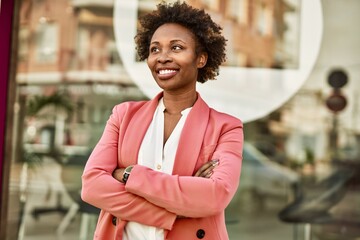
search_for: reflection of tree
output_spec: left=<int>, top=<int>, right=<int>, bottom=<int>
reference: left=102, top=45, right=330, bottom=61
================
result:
left=26, top=91, right=73, bottom=117
left=17, top=91, right=74, bottom=240
left=25, top=90, right=74, bottom=153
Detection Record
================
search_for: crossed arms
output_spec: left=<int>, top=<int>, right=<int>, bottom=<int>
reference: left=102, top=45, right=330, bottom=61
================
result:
left=81, top=104, right=243, bottom=230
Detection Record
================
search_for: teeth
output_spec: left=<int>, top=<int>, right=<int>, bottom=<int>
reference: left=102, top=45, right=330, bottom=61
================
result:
left=159, top=69, right=176, bottom=75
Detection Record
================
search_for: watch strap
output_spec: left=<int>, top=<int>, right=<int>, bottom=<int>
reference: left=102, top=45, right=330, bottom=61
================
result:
left=122, top=166, right=133, bottom=183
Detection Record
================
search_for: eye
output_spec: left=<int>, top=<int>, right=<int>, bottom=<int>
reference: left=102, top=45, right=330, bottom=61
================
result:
left=150, top=46, right=159, bottom=53
left=172, top=45, right=183, bottom=51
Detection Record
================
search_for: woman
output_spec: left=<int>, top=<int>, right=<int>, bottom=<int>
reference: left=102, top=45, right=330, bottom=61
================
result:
left=81, top=1, right=243, bottom=239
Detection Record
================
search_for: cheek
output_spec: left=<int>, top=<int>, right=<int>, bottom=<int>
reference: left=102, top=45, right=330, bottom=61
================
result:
left=146, top=58, right=154, bottom=69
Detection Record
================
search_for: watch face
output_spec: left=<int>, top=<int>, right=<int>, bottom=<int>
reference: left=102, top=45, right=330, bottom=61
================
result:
left=123, top=166, right=133, bottom=183
left=122, top=166, right=133, bottom=183
left=123, top=172, right=130, bottom=183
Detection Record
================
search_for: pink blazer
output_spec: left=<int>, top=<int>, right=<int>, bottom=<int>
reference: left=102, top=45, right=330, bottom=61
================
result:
left=81, top=92, right=243, bottom=240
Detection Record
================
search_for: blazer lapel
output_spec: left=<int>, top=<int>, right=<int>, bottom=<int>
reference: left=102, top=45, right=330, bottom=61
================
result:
left=172, top=94, right=210, bottom=176
left=121, top=93, right=163, bottom=166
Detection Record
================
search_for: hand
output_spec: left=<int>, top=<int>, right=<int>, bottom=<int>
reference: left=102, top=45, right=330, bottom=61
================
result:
left=194, top=159, right=219, bottom=178
left=113, top=168, right=126, bottom=183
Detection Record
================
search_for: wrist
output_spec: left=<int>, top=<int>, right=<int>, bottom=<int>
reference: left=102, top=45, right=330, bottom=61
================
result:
left=112, top=169, right=125, bottom=183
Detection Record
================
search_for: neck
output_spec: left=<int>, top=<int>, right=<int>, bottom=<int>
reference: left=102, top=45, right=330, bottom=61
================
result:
left=163, top=90, right=197, bottom=114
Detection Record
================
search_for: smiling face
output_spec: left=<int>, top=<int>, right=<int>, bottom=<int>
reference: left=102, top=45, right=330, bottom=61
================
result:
left=147, top=23, right=207, bottom=94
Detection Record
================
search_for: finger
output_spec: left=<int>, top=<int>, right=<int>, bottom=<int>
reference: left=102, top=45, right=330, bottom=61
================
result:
left=200, top=169, right=214, bottom=178
left=195, top=160, right=219, bottom=177
left=200, top=160, right=219, bottom=178
left=205, top=170, right=214, bottom=178
left=196, top=160, right=219, bottom=177
left=210, top=159, right=219, bottom=167
left=199, top=166, right=215, bottom=177
left=194, top=162, right=212, bottom=176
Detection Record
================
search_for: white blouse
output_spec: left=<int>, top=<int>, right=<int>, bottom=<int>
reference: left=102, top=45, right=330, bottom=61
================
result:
left=123, top=98, right=192, bottom=240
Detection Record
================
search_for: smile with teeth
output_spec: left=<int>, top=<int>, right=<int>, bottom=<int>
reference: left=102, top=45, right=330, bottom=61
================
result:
left=158, top=69, right=177, bottom=75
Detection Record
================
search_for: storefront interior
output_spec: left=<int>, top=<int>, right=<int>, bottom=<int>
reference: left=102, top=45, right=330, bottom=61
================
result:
left=1, top=0, right=359, bottom=239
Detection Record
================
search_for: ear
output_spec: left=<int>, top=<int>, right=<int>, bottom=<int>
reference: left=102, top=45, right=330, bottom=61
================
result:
left=197, top=52, right=208, bottom=68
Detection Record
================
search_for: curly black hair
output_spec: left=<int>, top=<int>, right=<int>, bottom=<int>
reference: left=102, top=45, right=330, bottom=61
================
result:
left=135, top=1, right=227, bottom=83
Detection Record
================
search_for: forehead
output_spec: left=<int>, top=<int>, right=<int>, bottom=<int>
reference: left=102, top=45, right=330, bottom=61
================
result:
left=151, top=23, right=196, bottom=43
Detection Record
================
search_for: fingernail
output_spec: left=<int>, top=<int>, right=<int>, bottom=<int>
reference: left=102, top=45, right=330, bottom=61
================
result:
left=211, top=160, right=219, bottom=166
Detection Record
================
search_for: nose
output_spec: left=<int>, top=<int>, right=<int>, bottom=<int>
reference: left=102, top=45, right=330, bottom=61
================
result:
left=157, top=50, right=172, bottom=63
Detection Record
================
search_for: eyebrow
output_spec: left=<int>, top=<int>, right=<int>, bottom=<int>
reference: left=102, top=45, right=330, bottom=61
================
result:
left=150, top=39, right=186, bottom=45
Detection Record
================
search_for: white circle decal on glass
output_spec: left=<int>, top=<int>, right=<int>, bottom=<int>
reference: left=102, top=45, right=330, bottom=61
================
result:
left=114, top=0, right=323, bottom=123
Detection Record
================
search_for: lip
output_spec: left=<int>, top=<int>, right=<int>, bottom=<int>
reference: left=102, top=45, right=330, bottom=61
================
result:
left=156, top=68, right=179, bottom=80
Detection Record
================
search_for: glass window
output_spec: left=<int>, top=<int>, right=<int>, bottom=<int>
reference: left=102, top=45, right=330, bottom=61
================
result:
left=2, top=1, right=359, bottom=240
left=227, top=0, right=247, bottom=23
left=35, top=21, right=58, bottom=63
left=256, top=2, right=267, bottom=35
left=18, top=27, right=30, bottom=62
left=203, top=0, right=219, bottom=10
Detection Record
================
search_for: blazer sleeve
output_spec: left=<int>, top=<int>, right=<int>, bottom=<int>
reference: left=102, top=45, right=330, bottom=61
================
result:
left=81, top=104, right=176, bottom=230
left=125, top=120, right=243, bottom=218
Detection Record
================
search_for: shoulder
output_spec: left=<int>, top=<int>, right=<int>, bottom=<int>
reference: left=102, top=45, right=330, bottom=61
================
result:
left=112, top=100, right=149, bottom=117
left=112, top=92, right=162, bottom=117
left=106, top=100, right=151, bottom=128
left=196, top=93, right=242, bottom=127
left=209, top=107, right=243, bottom=128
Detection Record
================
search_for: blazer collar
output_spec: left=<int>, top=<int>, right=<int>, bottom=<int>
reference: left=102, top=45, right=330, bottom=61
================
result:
left=172, top=94, right=210, bottom=176
left=121, top=92, right=210, bottom=177
left=121, top=92, right=163, bottom=166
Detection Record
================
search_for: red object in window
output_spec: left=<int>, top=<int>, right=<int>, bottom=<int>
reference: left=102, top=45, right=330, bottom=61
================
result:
left=326, top=91, right=347, bottom=113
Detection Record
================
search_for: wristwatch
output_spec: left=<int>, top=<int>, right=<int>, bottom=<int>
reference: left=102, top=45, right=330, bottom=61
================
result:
left=122, top=166, right=133, bottom=184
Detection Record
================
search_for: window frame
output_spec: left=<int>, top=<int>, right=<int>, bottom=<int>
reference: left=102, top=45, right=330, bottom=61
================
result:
left=0, top=0, right=19, bottom=238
